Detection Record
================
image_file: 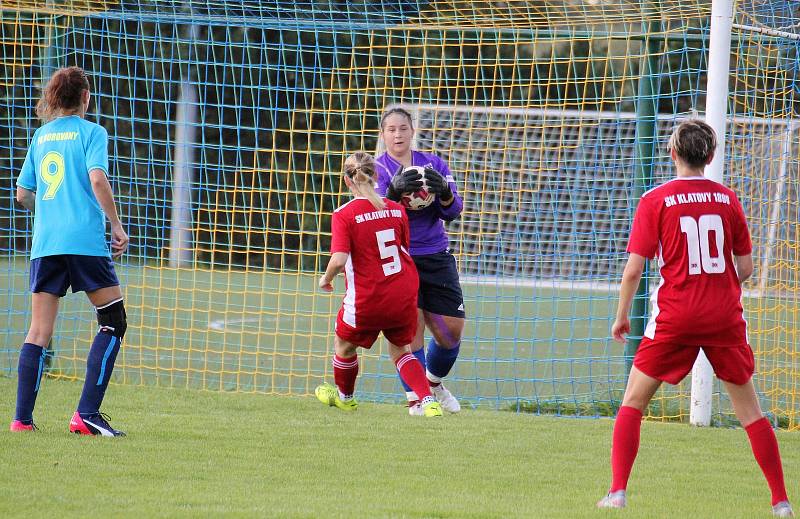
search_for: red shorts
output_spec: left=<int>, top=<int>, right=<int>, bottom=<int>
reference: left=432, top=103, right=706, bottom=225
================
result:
left=633, top=337, right=755, bottom=386
left=335, top=307, right=417, bottom=348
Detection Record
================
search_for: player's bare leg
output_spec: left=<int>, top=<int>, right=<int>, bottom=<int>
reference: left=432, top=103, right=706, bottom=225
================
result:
left=619, top=366, right=662, bottom=411
left=725, top=378, right=792, bottom=516
left=423, top=311, right=464, bottom=413
left=597, top=367, right=661, bottom=509
left=25, top=293, right=60, bottom=347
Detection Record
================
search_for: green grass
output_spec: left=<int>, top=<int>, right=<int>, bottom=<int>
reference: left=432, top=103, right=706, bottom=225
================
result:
left=0, top=377, right=797, bottom=518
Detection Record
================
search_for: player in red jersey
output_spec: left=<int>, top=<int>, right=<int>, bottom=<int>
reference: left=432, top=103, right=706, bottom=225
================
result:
left=597, top=120, right=793, bottom=517
left=315, top=152, right=443, bottom=417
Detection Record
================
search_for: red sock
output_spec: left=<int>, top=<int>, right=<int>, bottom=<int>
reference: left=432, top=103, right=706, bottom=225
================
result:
left=610, top=406, right=643, bottom=492
left=745, top=417, right=788, bottom=505
left=333, top=354, right=358, bottom=397
left=395, top=353, right=432, bottom=400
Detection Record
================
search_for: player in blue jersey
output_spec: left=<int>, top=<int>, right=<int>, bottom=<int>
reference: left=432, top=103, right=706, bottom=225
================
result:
left=11, top=67, right=129, bottom=436
left=375, top=107, right=465, bottom=415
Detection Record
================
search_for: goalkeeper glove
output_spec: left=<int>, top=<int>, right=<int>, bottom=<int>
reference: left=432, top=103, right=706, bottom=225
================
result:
left=386, top=166, right=423, bottom=202
left=423, top=167, right=453, bottom=202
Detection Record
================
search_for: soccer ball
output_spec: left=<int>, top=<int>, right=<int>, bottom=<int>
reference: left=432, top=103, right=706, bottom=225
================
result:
left=399, top=166, right=436, bottom=210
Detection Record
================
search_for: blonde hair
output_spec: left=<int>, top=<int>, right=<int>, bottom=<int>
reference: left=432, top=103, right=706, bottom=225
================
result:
left=667, top=119, right=717, bottom=169
left=343, top=152, right=385, bottom=210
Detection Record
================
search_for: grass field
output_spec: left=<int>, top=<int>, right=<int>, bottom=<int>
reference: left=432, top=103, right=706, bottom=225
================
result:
left=0, top=376, right=797, bottom=518
left=1, top=257, right=797, bottom=426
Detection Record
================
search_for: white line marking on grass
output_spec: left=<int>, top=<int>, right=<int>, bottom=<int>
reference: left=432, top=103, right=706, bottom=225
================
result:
left=459, top=275, right=618, bottom=292
left=208, top=316, right=277, bottom=331
left=459, top=275, right=789, bottom=300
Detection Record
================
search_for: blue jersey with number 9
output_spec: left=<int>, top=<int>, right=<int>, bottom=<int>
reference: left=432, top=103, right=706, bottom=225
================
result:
left=17, top=115, right=110, bottom=259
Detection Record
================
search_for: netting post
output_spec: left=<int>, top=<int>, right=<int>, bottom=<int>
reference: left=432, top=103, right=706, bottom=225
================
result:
left=626, top=28, right=660, bottom=375
left=41, top=4, right=60, bottom=80
left=759, top=121, right=796, bottom=296
left=410, top=105, right=422, bottom=150
left=690, top=0, right=734, bottom=427
left=169, top=20, right=198, bottom=268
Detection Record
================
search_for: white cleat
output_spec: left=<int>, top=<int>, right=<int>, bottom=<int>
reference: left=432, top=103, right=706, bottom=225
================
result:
left=596, top=490, right=626, bottom=509
left=408, top=401, right=424, bottom=416
left=431, top=383, right=461, bottom=413
left=773, top=501, right=795, bottom=518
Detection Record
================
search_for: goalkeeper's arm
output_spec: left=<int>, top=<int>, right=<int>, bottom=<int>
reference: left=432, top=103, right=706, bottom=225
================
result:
left=425, top=167, right=463, bottom=221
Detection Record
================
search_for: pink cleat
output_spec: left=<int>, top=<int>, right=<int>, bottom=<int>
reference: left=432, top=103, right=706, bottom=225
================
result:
left=69, top=411, right=125, bottom=437
left=9, top=420, right=36, bottom=432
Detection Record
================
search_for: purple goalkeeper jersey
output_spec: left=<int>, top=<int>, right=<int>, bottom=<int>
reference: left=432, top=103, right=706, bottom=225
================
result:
left=375, top=150, right=463, bottom=255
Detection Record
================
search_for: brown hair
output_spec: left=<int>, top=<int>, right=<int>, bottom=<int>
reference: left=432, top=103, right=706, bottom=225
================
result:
left=667, top=119, right=717, bottom=169
left=379, top=106, right=414, bottom=130
left=343, top=152, right=385, bottom=210
left=36, top=66, right=90, bottom=122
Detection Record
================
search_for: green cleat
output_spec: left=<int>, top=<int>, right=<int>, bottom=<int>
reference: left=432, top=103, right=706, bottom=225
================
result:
left=422, top=399, right=443, bottom=417
left=315, top=383, right=358, bottom=411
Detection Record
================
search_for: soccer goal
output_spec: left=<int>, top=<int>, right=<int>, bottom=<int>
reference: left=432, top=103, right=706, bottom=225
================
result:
left=1, top=0, right=798, bottom=428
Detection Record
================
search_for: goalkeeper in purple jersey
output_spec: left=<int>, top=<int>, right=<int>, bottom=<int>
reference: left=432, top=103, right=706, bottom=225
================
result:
left=374, top=107, right=465, bottom=415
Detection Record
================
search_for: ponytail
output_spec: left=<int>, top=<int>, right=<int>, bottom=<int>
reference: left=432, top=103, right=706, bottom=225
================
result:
left=351, top=167, right=385, bottom=210
left=36, top=66, right=90, bottom=122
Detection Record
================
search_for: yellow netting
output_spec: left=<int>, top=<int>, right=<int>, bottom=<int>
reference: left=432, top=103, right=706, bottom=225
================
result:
left=1, top=0, right=797, bottom=428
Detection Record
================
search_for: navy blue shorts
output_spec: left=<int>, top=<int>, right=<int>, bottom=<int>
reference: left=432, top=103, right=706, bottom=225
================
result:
left=30, top=255, right=119, bottom=297
left=413, top=250, right=465, bottom=318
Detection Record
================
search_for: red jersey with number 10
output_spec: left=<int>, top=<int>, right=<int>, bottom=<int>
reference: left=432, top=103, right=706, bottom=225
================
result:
left=330, top=197, right=419, bottom=329
left=627, top=177, right=752, bottom=346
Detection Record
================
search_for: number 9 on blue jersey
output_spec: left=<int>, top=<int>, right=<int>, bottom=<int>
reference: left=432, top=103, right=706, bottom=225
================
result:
left=40, top=151, right=65, bottom=200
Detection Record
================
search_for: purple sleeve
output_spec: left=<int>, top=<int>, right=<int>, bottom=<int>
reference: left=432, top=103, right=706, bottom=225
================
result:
left=374, top=154, right=395, bottom=196
left=431, top=156, right=463, bottom=222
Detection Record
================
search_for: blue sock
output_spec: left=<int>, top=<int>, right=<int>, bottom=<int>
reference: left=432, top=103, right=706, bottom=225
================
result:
left=426, top=338, right=460, bottom=381
left=77, top=332, right=121, bottom=416
left=15, top=343, right=46, bottom=423
left=398, top=347, right=427, bottom=393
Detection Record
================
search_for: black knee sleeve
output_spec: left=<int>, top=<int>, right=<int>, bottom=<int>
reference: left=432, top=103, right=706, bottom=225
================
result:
left=97, top=299, right=127, bottom=339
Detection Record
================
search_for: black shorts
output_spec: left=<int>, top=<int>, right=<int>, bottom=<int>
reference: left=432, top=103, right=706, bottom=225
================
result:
left=413, top=250, right=465, bottom=318
left=30, top=255, right=119, bottom=297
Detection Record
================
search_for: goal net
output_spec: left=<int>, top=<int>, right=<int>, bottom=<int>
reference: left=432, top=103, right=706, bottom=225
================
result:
left=0, top=0, right=797, bottom=427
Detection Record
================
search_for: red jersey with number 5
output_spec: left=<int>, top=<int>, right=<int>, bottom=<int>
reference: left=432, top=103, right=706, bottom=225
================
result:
left=330, top=197, right=419, bottom=329
left=627, top=177, right=752, bottom=346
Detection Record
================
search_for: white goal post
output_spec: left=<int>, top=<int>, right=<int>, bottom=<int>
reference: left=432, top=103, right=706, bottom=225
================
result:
left=691, top=0, right=735, bottom=427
